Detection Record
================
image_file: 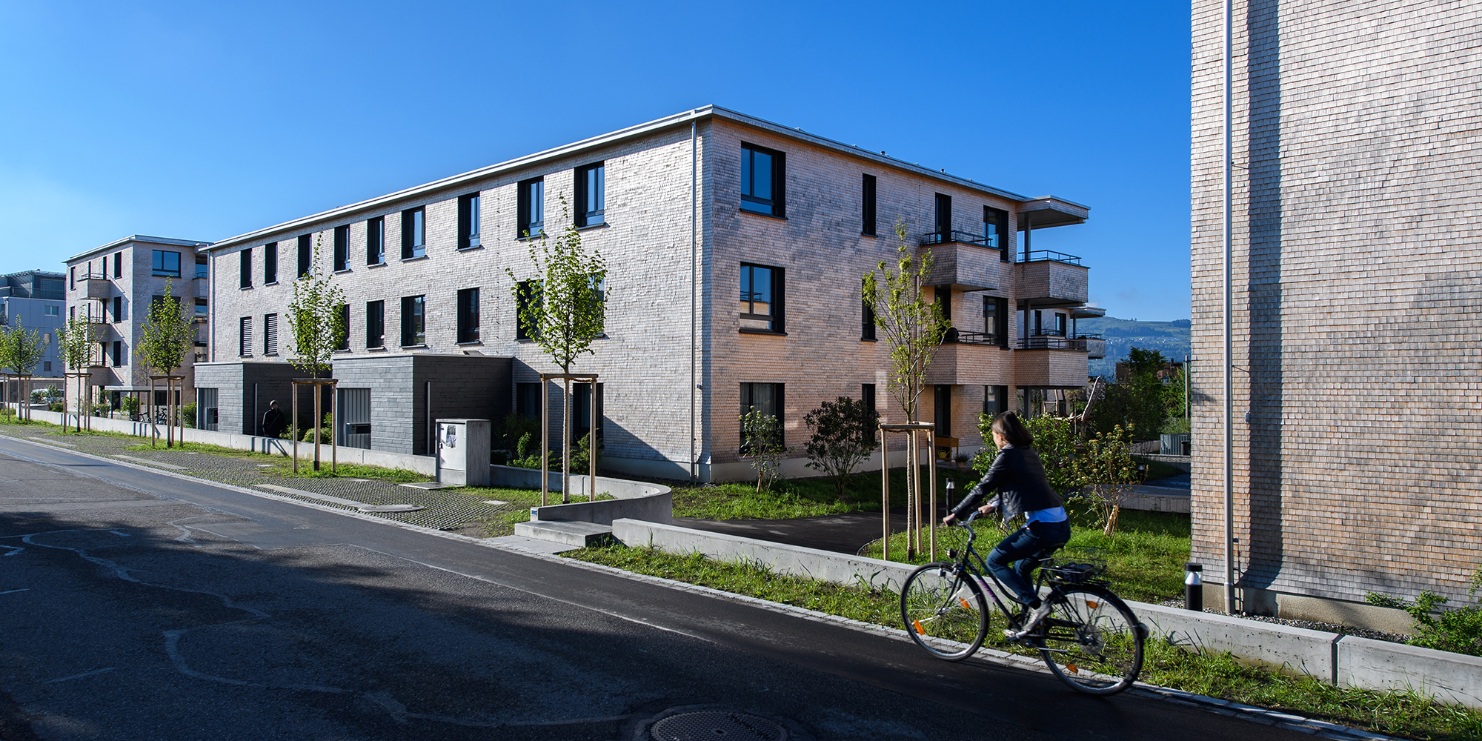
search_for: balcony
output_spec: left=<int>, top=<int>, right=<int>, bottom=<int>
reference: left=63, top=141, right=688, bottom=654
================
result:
left=80, top=272, right=110, bottom=300
left=926, top=334, right=1012, bottom=385
left=1015, top=251, right=1088, bottom=306
left=1013, top=334, right=1091, bottom=387
left=919, top=231, right=1008, bottom=291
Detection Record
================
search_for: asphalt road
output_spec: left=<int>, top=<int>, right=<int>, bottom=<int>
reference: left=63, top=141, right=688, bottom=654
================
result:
left=0, top=436, right=1314, bottom=740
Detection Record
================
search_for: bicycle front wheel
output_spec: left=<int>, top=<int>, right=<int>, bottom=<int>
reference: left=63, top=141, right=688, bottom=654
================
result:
left=900, top=562, right=989, bottom=661
left=1037, top=585, right=1145, bottom=695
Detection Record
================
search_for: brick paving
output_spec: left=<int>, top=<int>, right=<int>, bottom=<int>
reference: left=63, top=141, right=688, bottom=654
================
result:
left=0, top=422, right=515, bottom=533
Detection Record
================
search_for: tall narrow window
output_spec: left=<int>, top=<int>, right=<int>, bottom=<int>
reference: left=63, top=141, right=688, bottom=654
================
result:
left=740, top=143, right=785, bottom=216
left=518, top=178, right=544, bottom=237
left=297, top=235, right=312, bottom=277
left=366, top=300, right=385, bottom=349
left=861, top=278, right=876, bottom=340
left=367, top=216, right=385, bottom=265
left=113, top=252, right=123, bottom=278
left=515, top=382, right=541, bottom=419
left=457, top=193, right=482, bottom=250
left=983, top=385, right=1007, bottom=417
left=402, top=208, right=426, bottom=258
left=575, top=162, right=605, bottom=227
left=112, top=296, right=123, bottom=322
left=739, top=382, right=784, bottom=451
left=572, top=382, right=604, bottom=444
left=515, top=281, right=540, bottom=340
left=152, top=250, right=181, bottom=278
left=983, top=206, right=1009, bottom=260
left=401, top=295, right=425, bottom=346
left=111, top=341, right=123, bottom=367
left=934, top=385, right=952, bottom=437
left=239, top=249, right=253, bottom=289
left=102, top=255, right=108, bottom=277
left=264, top=242, right=278, bottom=284
left=861, top=174, right=877, bottom=236
left=936, top=287, right=951, bottom=324
left=934, top=193, right=952, bottom=241
left=263, top=314, right=278, bottom=356
left=333, top=225, right=350, bottom=271
left=239, top=317, right=253, bottom=357
left=983, top=296, right=1008, bottom=346
left=195, top=254, right=208, bottom=280
left=456, top=287, right=480, bottom=343
left=739, top=263, right=784, bottom=333
left=862, top=383, right=876, bottom=416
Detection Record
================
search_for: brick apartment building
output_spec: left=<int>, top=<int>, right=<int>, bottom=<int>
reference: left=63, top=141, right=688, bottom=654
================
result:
left=63, top=236, right=212, bottom=413
left=1191, top=1, right=1482, bottom=614
left=202, top=106, right=1097, bottom=482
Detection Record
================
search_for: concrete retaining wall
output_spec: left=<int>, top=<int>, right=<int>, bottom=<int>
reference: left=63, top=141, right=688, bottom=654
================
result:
left=523, top=471, right=672, bottom=526
left=611, top=518, right=1482, bottom=709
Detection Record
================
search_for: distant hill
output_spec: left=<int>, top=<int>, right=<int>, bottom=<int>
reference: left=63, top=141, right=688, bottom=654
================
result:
left=1077, top=317, right=1191, bottom=380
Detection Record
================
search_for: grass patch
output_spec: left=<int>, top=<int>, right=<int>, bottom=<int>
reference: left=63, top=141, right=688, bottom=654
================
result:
left=448, top=485, right=614, bottom=537
left=670, top=466, right=982, bottom=520
left=267, top=459, right=428, bottom=483
left=566, top=543, right=1482, bottom=741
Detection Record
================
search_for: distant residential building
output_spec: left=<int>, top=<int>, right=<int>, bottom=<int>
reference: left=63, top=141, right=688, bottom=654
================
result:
left=0, top=270, right=66, bottom=390
left=1191, top=1, right=1482, bottom=617
left=63, top=236, right=211, bottom=412
left=202, top=106, right=1097, bottom=481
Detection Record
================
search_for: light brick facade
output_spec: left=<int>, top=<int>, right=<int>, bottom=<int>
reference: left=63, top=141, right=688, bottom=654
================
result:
left=204, top=107, right=1094, bottom=481
left=1191, top=1, right=1482, bottom=609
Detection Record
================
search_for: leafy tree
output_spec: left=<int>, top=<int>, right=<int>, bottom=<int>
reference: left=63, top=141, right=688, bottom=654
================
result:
left=137, top=278, right=194, bottom=446
left=1074, top=425, right=1141, bottom=536
left=0, top=315, right=47, bottom=421
left=740, top=409, right=786, bottom=493
left=286, top=237, right=347, bottom=380
left=505, top=199, right=607, bottom=501
left=862, top=219, right=948, bottom=557
left=1089, top=346, right=1169, bottom=439
left=58, top=316, right=96, bottom=432
left=804, top=396, right=880, bottom=501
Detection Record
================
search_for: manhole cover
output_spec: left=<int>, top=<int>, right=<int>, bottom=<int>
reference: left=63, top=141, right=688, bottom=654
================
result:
left=650, top=711, right=786, bottom=741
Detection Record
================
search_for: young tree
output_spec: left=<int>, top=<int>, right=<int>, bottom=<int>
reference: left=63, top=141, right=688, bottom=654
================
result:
left=863, top=219, right=948, bottom=556
left=0, top=315, right=47, bottom=421
left=1074, top=424, right=1141, bottom=536
left=286, top=237, right=347, bottom=471
left=506, top=200, right=607, bottom=501
left=58, top=316, right=96, bottom=432
left=804, top=396, right=879, bottom=501
left=740, top=409, right=786, bottom=493
left=137, top=278, right=194, bottom=446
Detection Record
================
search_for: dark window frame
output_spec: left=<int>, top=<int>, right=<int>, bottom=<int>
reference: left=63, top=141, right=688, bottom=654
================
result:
left=112, top=252, right=123, bottom=278
left=456, top=287, right=480, bottom=343
left=934, top=193, right=952, bottom=241
left=263, top=313, right=278, bottom=357
left=239, top=249, right=253, bottom=289
left=151, top=250, right=182, bottom=278
left=518, top=177, right=545, bottom=238
left=740, top=143, right=785, bottom=217
left=934, top=385, right=952, bottom=437
left=862, top=174, right=877, bottom=236
left=333, top=225, right=351, bottom=271
left=239, top=316, right=253, bottom=357
left=983, top=206, right=1010, bottom=261
left=400, top=295, right=426, bottom=346
left=367, top=216, right=386, bottom=265
left=458, top=193, right=482, bottom=250
left=739, top=382, right=785, bottom=452
left=401, top=208, right=426, bottom=259
left=983, top=296, right=1008, bottom=347
left=366, top=300, right=385, bottom=349
left=740, top=263, right=785, bottom=333
left=514, top=280, right=540, bottom=341
left=297, top=235, right=312, bottom=278
left=862, top=383, right=876, bottom=416
left=264, top=242, right=278, bottom=284
left=575, top=162, right=606, bottom=227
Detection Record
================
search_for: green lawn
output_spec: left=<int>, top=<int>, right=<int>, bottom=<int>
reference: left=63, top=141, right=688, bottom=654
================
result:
left=670, top=466, right=983, bottom=520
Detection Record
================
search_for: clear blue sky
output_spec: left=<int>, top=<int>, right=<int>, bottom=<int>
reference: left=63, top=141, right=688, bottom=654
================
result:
left=0, top=1, right=1191, bottom=321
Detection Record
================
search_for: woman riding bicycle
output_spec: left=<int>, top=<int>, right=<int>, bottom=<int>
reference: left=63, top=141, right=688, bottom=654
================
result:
left=943, top=411, right=1070, bottom=639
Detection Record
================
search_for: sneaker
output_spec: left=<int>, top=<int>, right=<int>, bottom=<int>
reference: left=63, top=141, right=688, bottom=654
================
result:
left=1004, top=601, right=1053, bottom=641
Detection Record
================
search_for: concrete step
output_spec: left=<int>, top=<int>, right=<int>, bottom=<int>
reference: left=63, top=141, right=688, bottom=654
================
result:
left=513, top=519, right=613, bottom=547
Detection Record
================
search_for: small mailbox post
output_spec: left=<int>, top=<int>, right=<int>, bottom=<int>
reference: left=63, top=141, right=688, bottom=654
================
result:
left=435, top=418, right=491, bottom=487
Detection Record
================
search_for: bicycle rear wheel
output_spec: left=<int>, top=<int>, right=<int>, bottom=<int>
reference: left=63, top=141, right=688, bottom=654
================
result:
left=1037, top=585, right=1144, bottom=695
left=900, top=562, right=989, bottom=660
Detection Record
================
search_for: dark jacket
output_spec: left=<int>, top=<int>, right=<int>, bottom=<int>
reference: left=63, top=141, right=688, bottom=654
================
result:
left=261, top=407, right=286, bottom=438
left=950, top=444, right=1062, bottom=521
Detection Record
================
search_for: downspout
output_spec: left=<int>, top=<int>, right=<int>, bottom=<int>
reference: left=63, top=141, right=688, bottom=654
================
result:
left=690, top=118, right=699, bottom=482
left=1222, top=0, right=1237, bottom=614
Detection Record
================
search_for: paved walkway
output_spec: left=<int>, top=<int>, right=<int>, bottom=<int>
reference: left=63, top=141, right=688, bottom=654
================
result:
left=0, top=423, right=512, bottom=534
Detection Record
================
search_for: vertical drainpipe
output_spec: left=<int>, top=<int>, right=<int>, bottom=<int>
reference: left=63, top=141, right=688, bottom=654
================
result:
left=690, top=117, right=699, bottom=482
left=1222, top=0, right=1237, bottom=614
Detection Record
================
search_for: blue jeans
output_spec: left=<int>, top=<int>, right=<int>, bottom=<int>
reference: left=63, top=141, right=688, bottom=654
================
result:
left=986, top=520, right=1071, bottom=607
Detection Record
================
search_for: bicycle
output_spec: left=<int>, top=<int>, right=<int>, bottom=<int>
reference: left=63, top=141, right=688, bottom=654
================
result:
left=899, top=511, right=1147, bottom=695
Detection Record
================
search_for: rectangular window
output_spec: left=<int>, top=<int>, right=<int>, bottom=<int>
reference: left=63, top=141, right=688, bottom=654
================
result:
left=739, top=382, right=784, bottom=451
left=111, top=341, right=122, bottom=367
left=46, top=305, right=60, bottom=317
left=333, top=225, right=350, bottom=271
left=194, top=299, right=208, bottom=319
left=936, top=287, right=951, bottom=324
left=515, top=281, right=540, bottom=340
left=152, top=250, right=181, bottom=278
left=861, top=278, right=876, bottom=341
left=102, top=255, right=108, bottom=277
left=43, top=361, right=52, bottom=373
left=113, top=252, right=123, bottom=278
left=983, top=296, right=1008, bottom=346
left=69, top=266, right=75, bottom=290
left=862, top=174, right=877, bottom=236
left=401, top=295, right=425, bottom=346
left=239, top=249, right=253, bottom=289
left=264, top=242, right=278, bottom=284
left=934, top=193, right=952, bottom=241
left=1054, top=313, right=1067, bottom=337
left=862, top=383, right=876, bottom=416
left=456, top=287, right=480, bottom=343
left=263, top=314, right=278, bottom=356
left=740, top=143, right=785, bottom=217
left=458, top=193, right=482, bottom=250
left=366, top=300, right=385, bottom=349
left=983, top=206, right=1010, bottom=260
left=739, top=263, right=784, bottom=333
left=111, top=296, right=123, bottom=322
left=575, top=162, right=605, bottom=227
left=934, top=385, right=952, bottom=437
left=518, top=178, right=544, bottom=237
left=516, top=382, right=541, bottom=419
left=297, top=235, right=312, bottom=277
left=336, top=304, right=350, bottom=351
left=983, top=385, right=1008, bottom=417
left=401, top=208, right=425, bottom=259
left=367, top=217, right=385, bottom=265
left=572, top=382, right=604, bottom=444
left=195, top=254, right=208, bottom=280
left=239, top=317, right=253, bottom=357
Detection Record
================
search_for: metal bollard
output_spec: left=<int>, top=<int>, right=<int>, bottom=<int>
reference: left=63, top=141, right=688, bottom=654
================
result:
left=1185, top=562, right=1204, bottom=612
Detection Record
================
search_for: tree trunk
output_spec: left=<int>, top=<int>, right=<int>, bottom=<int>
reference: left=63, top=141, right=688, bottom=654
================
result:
left=561, top=376, right=571, bottom=504
left=1103, top=503, right=1121, bottom=537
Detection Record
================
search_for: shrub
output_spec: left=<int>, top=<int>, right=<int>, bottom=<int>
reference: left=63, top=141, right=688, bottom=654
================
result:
left=498, top=414, right=541, bottom=453
left=740, top=410, right=786, bottom=493
left=120, top=395, right=140, bottom=416
left=565, top=432, right=601, bottom=474
left=301, top=412, right=333, bottom=443
left=1368, top=568, right=1482, bottom=657
left=180, top=402, right=197, bottom=428
left=803, top=396, right=878, bottom=502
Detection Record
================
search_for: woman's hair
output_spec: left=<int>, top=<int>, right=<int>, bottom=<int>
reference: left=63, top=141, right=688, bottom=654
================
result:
left=991, top=411, right=1034, bottom=447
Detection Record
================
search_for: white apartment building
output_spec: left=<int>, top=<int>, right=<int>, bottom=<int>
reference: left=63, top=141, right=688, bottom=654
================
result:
left=202, top=107, right=1097, bottom=482
left=63, top=236, right=211, bottom=413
